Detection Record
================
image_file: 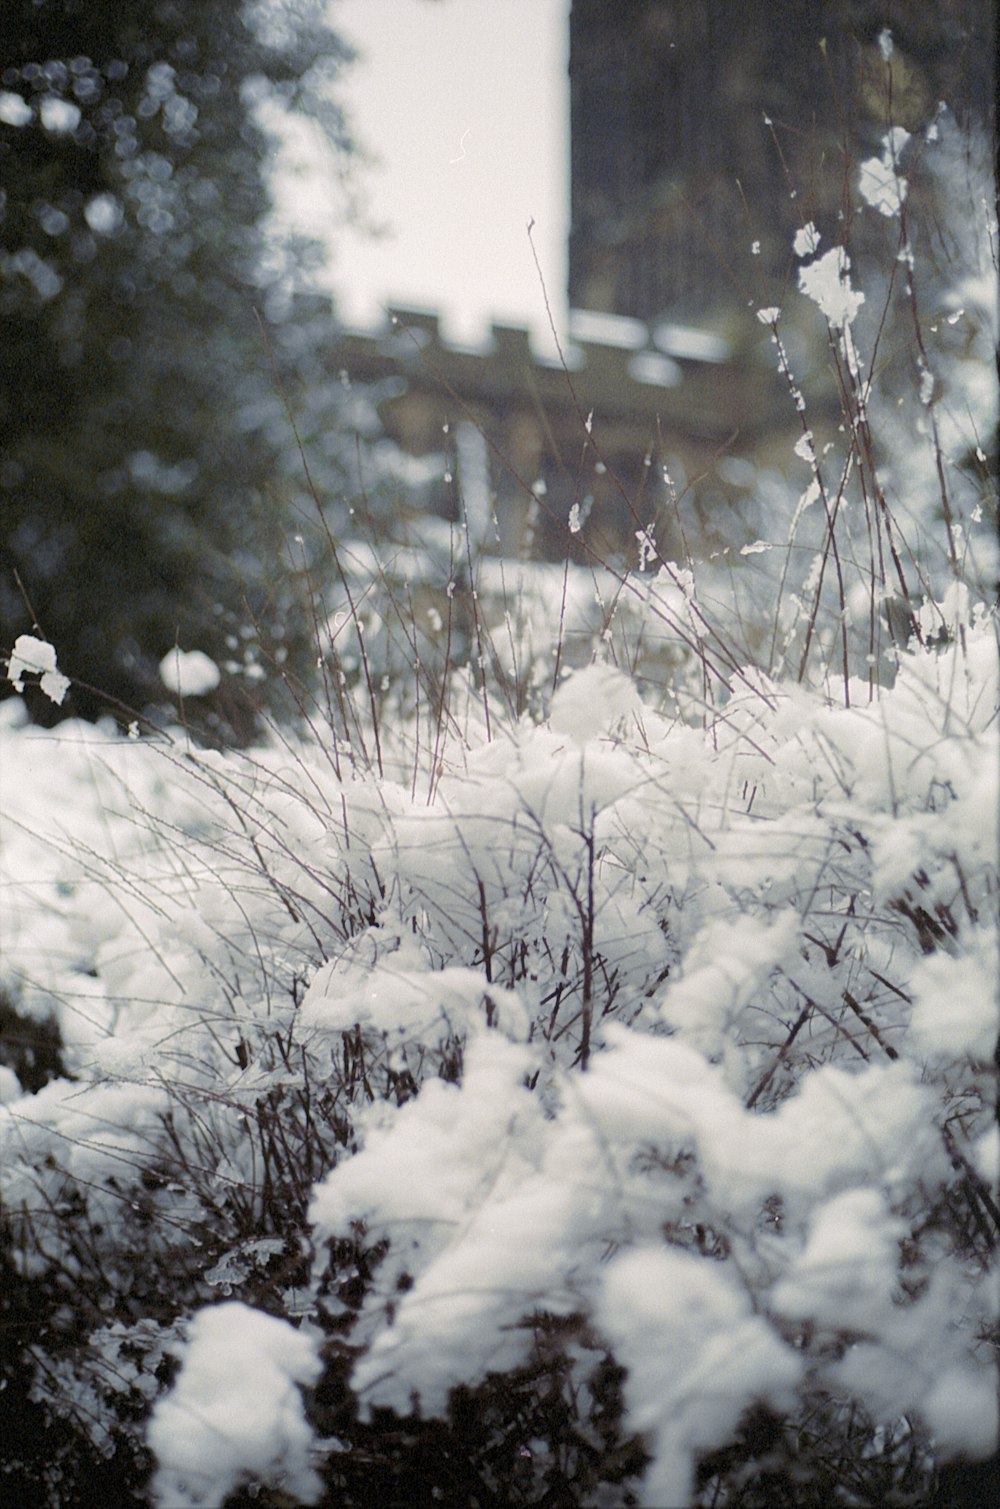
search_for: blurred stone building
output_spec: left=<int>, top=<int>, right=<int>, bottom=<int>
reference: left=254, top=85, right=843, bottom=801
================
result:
left=568, top=0, right=994, bottom=329
left=334, top=0, right=994, bottom=562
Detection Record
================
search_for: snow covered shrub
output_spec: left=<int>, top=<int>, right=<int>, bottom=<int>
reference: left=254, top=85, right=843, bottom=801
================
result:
left=717, top=107, right=998, bottom=702
left=303, top=601, right=998, bottom=1506
left=1, top=99, right=997, bottom=1509
left=3, top=596, right=996, bottom=1505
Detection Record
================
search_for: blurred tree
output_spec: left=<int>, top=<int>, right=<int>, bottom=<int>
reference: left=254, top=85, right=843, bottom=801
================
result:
left=0, top=0, right=360, bottom=735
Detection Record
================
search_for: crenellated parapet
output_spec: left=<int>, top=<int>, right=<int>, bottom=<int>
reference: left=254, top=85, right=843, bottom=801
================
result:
left=333, top=305, right=782, bottom=448
left=330, top=305, right=791, bottom=560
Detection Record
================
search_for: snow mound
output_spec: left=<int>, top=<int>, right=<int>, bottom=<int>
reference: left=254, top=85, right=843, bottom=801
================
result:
left=148, top=1303, right=323, bottom=1508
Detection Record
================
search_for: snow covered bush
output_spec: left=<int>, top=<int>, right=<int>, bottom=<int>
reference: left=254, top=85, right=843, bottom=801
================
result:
left=1, top=101, right=997, bottom=1509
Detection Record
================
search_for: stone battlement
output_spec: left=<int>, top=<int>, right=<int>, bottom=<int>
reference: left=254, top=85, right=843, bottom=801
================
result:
left=333, top=305, right=782, bottom=453
left=330, top=305, right=790, bottom=561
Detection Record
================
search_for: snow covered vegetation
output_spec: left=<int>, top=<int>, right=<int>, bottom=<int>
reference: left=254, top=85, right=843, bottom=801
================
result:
left=2, top=122, right=997, bottom=1508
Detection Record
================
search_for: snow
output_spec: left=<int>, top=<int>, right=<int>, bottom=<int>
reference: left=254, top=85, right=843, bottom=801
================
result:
left=579, top=1033, right=944, bottom=1221
left=5, top=635, right=69, bottom=705
left=798, top=247, right=865, bottom=329
left=859, top=129, right=911, bottom=219
left=158, top=647, right=222, bottom=696
left=548, top=663, right=641, bottom=741
left=0, top=1065, right=22, bottom=1104
left=771, top=1188, right=905, bottom=1333
left=922, top=1367, right=1000, bottom=1460
left=793, top=221, right=821, bottom=258
left=651, top=913, right=799, bottom=1056
left=309, top=1036, right=558, bottom=1414
left=908, top=938, right=999, bottom=1062
left=859, top=155, right=908, bottom=217
left=0, top=90, right=32, bottom=127
left=38, top=95, right=81, bottom=134
left=84, top=193, right=123, bottom=235
left=831, top=1266, right=1000, bottom=1460
left=597, top=1247, right=801, bottom=1508
left=148, top=1303, right=323, bottom=1508
left=300, top=956, right=531, bottom=1065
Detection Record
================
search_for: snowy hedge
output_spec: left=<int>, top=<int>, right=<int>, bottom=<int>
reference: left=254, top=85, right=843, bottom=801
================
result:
left=1, top=114, right=997, bottom=1509
left=2, top=577, right=997, bottom=1504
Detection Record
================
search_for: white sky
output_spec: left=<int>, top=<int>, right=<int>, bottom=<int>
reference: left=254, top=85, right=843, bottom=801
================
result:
left=271, top=0, right=569, bottom=352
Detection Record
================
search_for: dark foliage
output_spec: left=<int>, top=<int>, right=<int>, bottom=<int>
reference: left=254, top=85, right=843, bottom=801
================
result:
left=0, top=1251, right=151, bottom=1508
left=0, top=0, right=357, bottom=738
left=0, top=988, right=65, bottom=1092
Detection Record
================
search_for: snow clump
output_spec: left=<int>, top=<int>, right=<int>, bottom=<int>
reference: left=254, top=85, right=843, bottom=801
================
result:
left=158, top=647, right=222, bottom=696
left=5, top=634, right=69, bottom=705
left=147, top=1303, right=323, bottom=1508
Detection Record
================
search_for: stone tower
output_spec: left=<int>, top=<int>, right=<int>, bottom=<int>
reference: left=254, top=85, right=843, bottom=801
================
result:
left=568, top=0, right=995, bottom=328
